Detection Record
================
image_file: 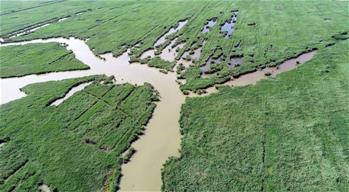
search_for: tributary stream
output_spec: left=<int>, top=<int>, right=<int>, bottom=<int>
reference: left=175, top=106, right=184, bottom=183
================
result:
left=0, top=37, right=316, bottom=191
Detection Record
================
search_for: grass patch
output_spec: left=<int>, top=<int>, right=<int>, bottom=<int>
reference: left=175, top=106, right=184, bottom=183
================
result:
left=3, top=1, right=347, bottom=91
left=162, top=40, right=349, bottom=191
left=178, top=1, right=349, bottom=91
left=0, top=76, right=158, bottom=191
left=147, top=56, right=174, bottom=72
left=0, top=43, right=88, bottom=78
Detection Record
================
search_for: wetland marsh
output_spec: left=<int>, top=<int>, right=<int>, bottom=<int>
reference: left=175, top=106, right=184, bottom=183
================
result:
left=0, top=1, right=348, bottom=192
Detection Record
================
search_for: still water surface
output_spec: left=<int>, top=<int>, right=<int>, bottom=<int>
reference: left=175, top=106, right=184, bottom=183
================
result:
left=0, top=36, right=316, bottom=191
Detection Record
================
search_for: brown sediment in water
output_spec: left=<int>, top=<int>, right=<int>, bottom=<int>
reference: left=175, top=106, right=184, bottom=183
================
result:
left=190, top=50, right=317, bottom=97
left=0, top=36, right=317, bottom=191
left=159, top=39, right=185, bottom=62
left=178, top=41, right=206, bottom=68
left=140, top=48, right=155, bottom=59
left=0, top=37, right=185, bottom=191
left=140, top=32, right=186, bottom=66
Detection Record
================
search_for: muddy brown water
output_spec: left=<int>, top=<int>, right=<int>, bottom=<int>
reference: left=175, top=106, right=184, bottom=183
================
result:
left=154, top=20, right=188, bottom=47
left=140, top=38, right=184, bottom=64
left=188, top=50, right=316, bottom=98
left=0, top=36, right=316, bottom=191
left=229, top=51, right=316, bottom=86
left=0, top=37, right=184, bottom=191
left=159, top=39, right=185, bottom=62
left=179, top=41, right=206, bottom=68
left=140, top=49, right=155, bottom=59
left=194, top=51, right=317, bottom=97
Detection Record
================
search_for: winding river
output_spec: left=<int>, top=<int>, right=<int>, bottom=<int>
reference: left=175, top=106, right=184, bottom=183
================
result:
left=0, top=37, right=316, bottom=191
left=0, top=37, right=184, bottom=191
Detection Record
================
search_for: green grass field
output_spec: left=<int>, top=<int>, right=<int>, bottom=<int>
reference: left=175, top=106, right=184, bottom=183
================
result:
left=0, top=0, right=91, bottom=37
left=147, top=56, right=174, bottom=72
left=0, top=76, right=158, bottom=191
left=2, top=1, right=348, bottom=91
left=1, top=1, right=348, bottom=191
left=162, top=40, right=349, bottom=191
left=0, top=43, right=88, bottom=78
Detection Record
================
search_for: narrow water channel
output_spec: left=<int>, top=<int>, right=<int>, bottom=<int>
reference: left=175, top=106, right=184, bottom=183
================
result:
left=0, top=36, right=317, bottom=191
left=154, top=20, right=188, bottom=47
left=50, top=81, right=92, bottom=106
left=0, top=37, right=185, bottom=191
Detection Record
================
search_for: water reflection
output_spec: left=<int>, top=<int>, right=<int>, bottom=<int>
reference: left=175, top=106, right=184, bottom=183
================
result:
left=154, top=19, right=188, bottom=47
left=202, top=18, right=217, bottom=33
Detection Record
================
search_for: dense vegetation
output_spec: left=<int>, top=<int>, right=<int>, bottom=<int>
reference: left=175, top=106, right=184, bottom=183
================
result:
left=162, top=40, right=349, bottom=191
left=1, top=1, right=348, bottom=91
left=178, top=1, right=349, bottom=91
left=1, top=1, right=348, bottom=191
left=0, top=0, right=91, bottom=37
left=0, top=76, right=158, bottom=191
left=2, top=1, right=206, bottom=57
left=147, top=56, right=174, bottom=72
left=0, top=43, right=88, bottom=78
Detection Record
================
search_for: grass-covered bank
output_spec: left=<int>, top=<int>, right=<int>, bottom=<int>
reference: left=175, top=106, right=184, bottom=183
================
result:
left=3, top=1, right=347, bottom=91
left=0, top=43, right=88, bottom=78
left=162, top=40, right=349, bottom=191
left=0, top=76, right=158, bottom=191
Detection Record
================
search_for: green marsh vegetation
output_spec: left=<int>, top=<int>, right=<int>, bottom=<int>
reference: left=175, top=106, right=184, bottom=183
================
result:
left=2, top=1, right=348, bottom=91
left=176, top=1, right=349, bottom=92
left=147, top=56, right=174, bottom=72
left=0, top=43, right=88, bottom=78
left=3, top=1, right=206, bottom=57
left=0, top=76, right=158, bottom=191
left=162, top=40, right=349, bottom=191
left=0, top=0, right=92, bottom=37
left=0, top=1, right=349, bottom=191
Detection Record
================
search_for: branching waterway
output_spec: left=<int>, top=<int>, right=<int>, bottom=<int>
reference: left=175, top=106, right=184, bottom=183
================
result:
left=0, top=37, right=316, bottom=191
left=0, top=37, right=184, bottom=191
